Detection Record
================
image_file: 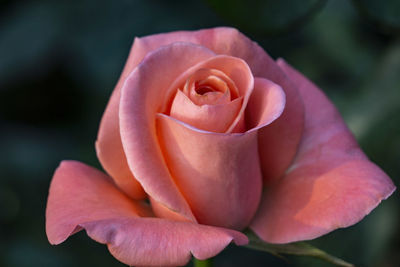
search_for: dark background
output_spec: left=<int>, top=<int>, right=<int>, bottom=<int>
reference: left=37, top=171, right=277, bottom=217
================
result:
left=0, top=0, right=399, bottom=266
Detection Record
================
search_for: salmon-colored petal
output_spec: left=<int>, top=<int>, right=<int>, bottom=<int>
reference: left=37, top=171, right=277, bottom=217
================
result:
left=182, top=68, right=237, bottom=105
left=170, top=90, right=243, bottom=133
left=128, top=27, right=282, bottom=77
left=156, top=114, right=262, bottom=230
left=132, top=27, right=304, bottom=181
left=255, top=72, right=304, bottom=184
left=166, top=55, right=254, bottom=133
left=245, top=78, right=286, bottom=132
left=120, top=43, right=216, bottom=222
left=251, top=160, right=395, bottom=244
left=45, top=160, right=152, bottom=245
left=95, top=42, right=146, bottom=200
left=149, top=196, right=193, bottom=222
left=250, top=59, right=396, bottom=243
left=197, top=27, right=304, bottom=180
left=82, top=218, right=248, bottom=266
left=45, top=161, right=248, bottom=266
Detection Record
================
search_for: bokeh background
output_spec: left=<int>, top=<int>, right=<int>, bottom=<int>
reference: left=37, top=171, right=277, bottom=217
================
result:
left=0, top=0, right=399, bottom=266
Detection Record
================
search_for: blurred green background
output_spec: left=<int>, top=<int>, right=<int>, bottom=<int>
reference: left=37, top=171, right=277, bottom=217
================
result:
left=0, top=0, right=399, bottom=266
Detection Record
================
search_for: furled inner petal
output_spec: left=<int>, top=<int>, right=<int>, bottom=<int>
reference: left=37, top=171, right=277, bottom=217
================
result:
left=131, top=27, right=305, bottom=181
left=165, top=55, right=253, bottom=134
left=182, top=68, right=239, bottom=106
left=170, top=90, right=243, bottom=133
left=245, top=77, right=286, bottom=132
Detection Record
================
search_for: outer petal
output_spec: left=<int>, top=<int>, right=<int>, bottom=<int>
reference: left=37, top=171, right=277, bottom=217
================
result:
left=45, top=160, right=151, bottom=245
left=156, top=114, right=262, bottom=230
left=250, top=59, right=396, bottom=243
left=45, top=161, right=248, bottom=267
left=83, top=218, right=248, bottom=267
left=132, top=27, right=304, bottom=183
left=120, top=43, right=216, bottom=222
left=95, top=43, right=146, bottom=200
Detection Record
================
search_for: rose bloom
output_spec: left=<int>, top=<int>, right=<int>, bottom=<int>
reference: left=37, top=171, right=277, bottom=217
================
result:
left=46, top=27, right=395, bottom=266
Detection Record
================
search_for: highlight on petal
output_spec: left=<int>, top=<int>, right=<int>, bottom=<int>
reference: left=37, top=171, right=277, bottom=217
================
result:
left=249, top=60, right=396, bottom=244
left=46, top=160, right=151, bottom=245
left=45, top=161, right=248, bottom=267
left=120, top=42, right=216, bottom=222
left=82, top=218, right=248, bottom=267
left=251, top=160, right=395, bottom=244
left=95, top=41, right=146, bottom=200
left=156, top=113, right=262, bottom=230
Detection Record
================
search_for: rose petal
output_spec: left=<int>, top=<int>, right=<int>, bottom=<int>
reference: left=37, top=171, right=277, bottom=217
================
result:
left=83, top=218, right=248, bottom=266
left=166, top=55, right=254, bottom=133
left=182, top=68, right=238, bottom=104
left=245, top=77, right=286, bottom=132
left=249, top=59, right=396, bottom=243
left=149, top=196, right=195, bottom=222
left=120, top=43, right=216, bottom=222
left=170, top=90, right=243, bottom=133
left=95, top=43, right=146, bottom=200
left=156, top=114, right=262, bottom=230
left=45, top=161, right=248, bottom=266
left=131, top=27, right=304, bottom=182
left=255, top=70, right=304, bottom=184
left=45, top=160, right=152, bottom=245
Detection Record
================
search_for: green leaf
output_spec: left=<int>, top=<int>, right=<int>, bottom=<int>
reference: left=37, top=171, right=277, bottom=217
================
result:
left=352, top=0, right=400, bottom=33
left=245, top=231, right=354, bottom=267
left=205, top=0, right=326, bottom=34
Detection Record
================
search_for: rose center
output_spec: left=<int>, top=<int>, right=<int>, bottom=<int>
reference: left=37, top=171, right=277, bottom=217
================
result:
left=195, top=85, right=215, bottom=95
left=166, top=58, right=251, bottom=134
left=182, top=68, right=239, bottom=106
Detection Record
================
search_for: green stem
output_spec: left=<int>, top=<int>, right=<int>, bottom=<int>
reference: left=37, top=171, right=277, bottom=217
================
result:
left=245, top=230, right=354, bottom=267
left=193, top=257, right=212, bottom=267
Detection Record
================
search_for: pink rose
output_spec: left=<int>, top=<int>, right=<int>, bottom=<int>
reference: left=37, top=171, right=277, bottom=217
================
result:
left=46, top=27, right=395, bottom=266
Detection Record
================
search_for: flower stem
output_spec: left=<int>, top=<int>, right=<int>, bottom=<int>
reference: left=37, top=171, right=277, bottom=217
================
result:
left=193, top=258, right=212, bottom=267
left=245, top=230, right=354, bottom=267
